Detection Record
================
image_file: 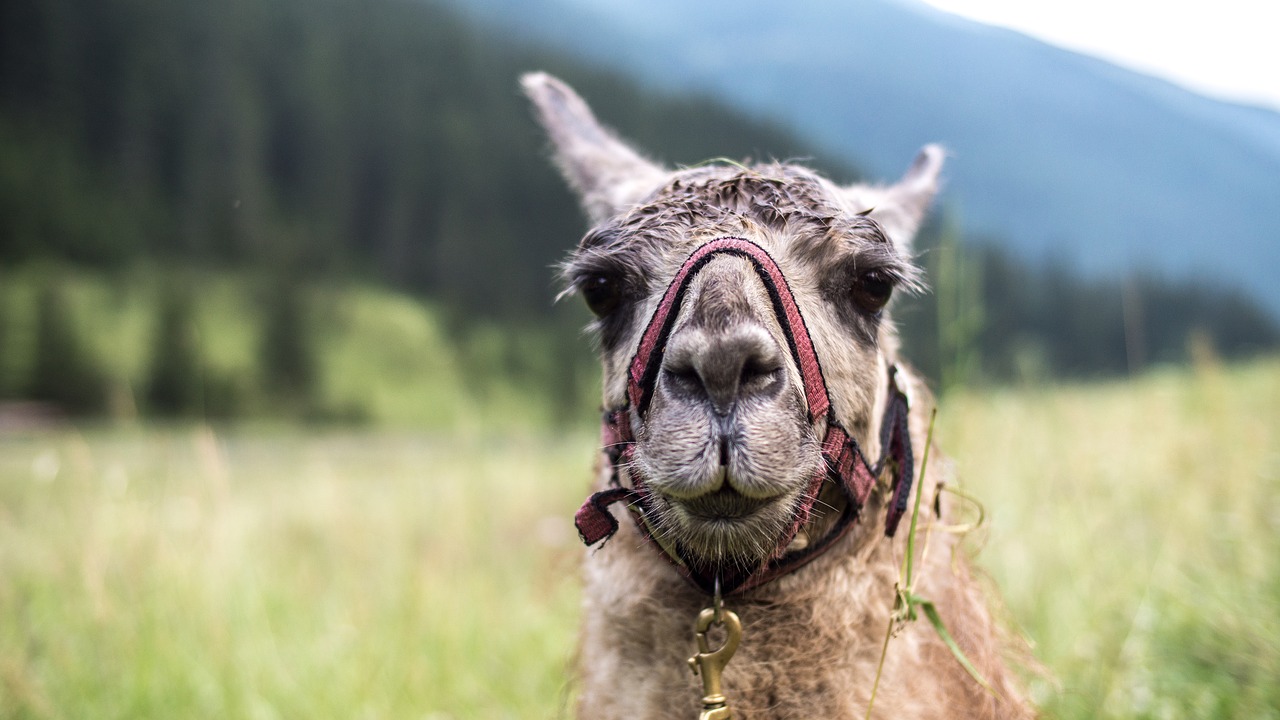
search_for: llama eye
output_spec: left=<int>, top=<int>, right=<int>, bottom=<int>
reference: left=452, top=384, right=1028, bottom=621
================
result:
left=580, top=273, right=623, bottom=317
left=852, top=269, right=894, bottom=313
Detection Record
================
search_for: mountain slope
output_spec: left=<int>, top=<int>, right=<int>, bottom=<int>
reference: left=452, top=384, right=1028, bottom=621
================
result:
left=455, top=0, right=1280, bottom=316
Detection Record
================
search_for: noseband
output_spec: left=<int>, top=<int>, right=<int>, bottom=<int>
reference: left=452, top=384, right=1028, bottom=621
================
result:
left=574, top=237, right=915, bottom=596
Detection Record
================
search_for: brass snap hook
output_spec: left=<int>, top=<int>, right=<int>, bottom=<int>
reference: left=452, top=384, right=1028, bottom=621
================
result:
left=687, top=587, right=742, bottom=720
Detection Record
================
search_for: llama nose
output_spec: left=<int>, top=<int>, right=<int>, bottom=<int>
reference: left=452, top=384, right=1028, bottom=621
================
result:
left=662, top=325, right=784, bottom=415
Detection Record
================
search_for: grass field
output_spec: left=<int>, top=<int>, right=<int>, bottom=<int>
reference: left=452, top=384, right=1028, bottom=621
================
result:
left=1, top=358, right=1277, bottom=718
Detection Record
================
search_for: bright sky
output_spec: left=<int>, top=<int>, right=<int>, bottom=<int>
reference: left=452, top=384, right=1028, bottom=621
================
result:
left=921, top=0, right=1280, bottom=112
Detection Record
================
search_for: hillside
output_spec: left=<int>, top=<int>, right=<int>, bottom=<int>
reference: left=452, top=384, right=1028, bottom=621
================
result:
left=454, top=0, right=1280, bottom=316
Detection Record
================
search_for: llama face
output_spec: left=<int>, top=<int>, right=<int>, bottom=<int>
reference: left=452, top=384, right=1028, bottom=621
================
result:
left=524, top=73, right=942, bottom=569
left=563, top=165, right=921, bottom=567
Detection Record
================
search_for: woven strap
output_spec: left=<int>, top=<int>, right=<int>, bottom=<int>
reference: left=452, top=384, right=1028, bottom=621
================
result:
left=627, top=237, right=829, bottom=421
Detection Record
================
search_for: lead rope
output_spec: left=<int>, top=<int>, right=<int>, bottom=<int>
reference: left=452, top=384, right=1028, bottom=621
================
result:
left=688, top=576, right=742, bottom=719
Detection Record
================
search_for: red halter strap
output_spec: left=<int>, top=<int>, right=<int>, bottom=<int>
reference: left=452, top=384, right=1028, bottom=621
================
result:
left=574, top=237, right=915, bottom=596
left=627, top=237, right=830, bottom=421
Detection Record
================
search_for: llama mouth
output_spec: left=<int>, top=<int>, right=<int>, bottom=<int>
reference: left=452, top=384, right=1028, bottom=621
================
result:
left=675, top=486, right=779, bottom=521
left=659, top=485, right=795, bottom=565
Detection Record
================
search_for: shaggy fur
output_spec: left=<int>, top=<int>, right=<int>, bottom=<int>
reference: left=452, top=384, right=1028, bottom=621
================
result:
left=523, top=72, right=1034, bottom=719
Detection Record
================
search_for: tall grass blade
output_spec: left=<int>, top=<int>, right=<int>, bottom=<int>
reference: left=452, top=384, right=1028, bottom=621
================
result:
left=917, top=597, right=999, bottom=696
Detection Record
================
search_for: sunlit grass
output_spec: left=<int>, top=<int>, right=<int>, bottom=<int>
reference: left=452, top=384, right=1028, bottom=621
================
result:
left=1, top=358, right=1277, bottom=718
left=943, top=357, right=1280, bottom=718
left=0, top=426, right=591, bottom=719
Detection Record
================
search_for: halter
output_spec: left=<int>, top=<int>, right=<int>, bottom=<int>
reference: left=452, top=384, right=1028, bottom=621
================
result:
left=574, top=237, right=914, bottom=596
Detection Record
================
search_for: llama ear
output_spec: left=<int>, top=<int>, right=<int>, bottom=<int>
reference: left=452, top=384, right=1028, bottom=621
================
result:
left=522, top=72, right=668, bottom=224
left=842, top=144, right=945, bottom=252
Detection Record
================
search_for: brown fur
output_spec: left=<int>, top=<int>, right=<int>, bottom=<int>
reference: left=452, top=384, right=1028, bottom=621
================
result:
left=523, top=72, right=1034, bottom=719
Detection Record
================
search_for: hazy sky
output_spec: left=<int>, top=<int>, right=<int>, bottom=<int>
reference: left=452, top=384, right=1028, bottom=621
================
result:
left=921, top=0, right=1280, bottom=112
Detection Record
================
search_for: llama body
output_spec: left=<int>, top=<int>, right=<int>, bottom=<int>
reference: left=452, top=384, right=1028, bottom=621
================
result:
left=523, top=72, right=1032, bottom=719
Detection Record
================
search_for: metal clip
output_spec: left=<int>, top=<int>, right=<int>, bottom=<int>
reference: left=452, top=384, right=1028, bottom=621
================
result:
left=687, top=596, right=742, bottom=720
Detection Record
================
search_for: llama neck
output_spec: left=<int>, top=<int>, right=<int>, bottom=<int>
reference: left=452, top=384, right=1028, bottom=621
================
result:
left=574, top=518, right=1028, bottom=720
left=575, top=506, right=910, bottom=719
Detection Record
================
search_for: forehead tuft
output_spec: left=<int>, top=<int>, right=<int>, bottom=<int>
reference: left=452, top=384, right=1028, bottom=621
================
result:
left=564, top=161, right=909, bottom=288
left=617, top=163, right=845, bottom=237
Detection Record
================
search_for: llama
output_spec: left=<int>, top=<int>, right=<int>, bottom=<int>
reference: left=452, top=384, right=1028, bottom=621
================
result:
left=523, top=72, right=1033, bottom=720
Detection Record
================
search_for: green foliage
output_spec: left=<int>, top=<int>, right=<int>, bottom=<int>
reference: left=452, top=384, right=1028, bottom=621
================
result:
left=0, top=277, right=13, bottom=397
left=0, top=0, right=1275, bottom=418
left=897, top=220, right=1280, bottom=390
left=0, top=0, right=839, bottom=323
left=144, top=280, right=204, bottom=416
left=25, top=279, right=110, bottom=414
left=0, top=0, right=860, bottom=422
left=258, top=279, right=317, bottom=411
left=0, top=120, right=157, bottom=266
left=0, top=265, right=597, bottom=427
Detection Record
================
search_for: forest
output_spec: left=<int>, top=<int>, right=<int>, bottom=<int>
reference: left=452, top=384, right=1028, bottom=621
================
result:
left=0, top=0, right=1275, bottom=419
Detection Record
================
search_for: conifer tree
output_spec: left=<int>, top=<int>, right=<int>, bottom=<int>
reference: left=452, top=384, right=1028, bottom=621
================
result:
left=144, top=282, right=203, bottom=416
left=27, top=280, right=107, bottom=413
left=258, top=279, right=316, bottom=411
left=0, top=283, right=11, bottom=398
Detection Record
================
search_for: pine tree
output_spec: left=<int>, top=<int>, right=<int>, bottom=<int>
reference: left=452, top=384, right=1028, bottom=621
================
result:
left=0, top=281, right=11, bottom=398
left=258, top=279, right=316, bottom=411
left=144, top=282, right=204, bottom=416
left=26, top=280, right=108, bottom=413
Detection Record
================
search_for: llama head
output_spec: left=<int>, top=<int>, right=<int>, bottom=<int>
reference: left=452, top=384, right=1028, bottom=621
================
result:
left=523, top=73, right=943, bottom=570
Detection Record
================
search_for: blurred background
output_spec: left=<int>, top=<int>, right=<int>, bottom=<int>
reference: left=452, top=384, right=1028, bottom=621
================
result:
left=0, top=0, right=1276, bottom=717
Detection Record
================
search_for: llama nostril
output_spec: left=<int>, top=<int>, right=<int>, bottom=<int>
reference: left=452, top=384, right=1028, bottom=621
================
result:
left=739, top=357, right=782, bottom=394
left=662, top=362, right=705, bottom=398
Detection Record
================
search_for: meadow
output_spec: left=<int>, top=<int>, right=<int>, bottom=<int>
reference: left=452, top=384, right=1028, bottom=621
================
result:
left=1, top=357, right=1277, bottom=719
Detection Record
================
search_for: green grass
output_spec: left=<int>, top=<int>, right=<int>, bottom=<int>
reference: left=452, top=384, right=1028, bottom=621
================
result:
left=1, top=358, right=1277, bottom=718
left=0, top=427, right=590, bottom=719
left=942, top=357, right=1280, bottom=718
